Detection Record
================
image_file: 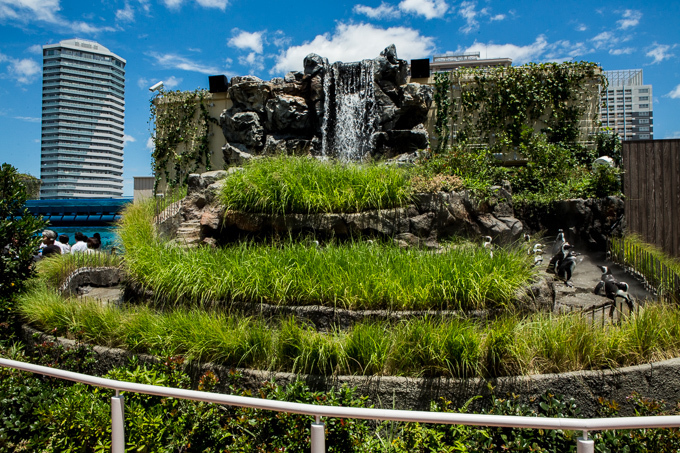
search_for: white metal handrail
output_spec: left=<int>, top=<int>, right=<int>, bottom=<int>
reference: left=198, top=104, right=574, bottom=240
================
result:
left=2, top=357, right=680, bottom=453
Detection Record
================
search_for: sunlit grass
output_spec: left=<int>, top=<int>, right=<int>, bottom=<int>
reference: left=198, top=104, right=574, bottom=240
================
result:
left=220, top=156, right=413, bottom=215
left=19, top=284, right=680, bottom=378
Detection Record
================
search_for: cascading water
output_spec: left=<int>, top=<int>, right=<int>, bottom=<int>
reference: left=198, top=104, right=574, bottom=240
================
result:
left=320, top=59, right=378, bottom=162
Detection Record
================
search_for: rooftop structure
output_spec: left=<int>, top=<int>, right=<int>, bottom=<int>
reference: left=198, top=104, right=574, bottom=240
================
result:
left=40, top=38, right=126, bottom=199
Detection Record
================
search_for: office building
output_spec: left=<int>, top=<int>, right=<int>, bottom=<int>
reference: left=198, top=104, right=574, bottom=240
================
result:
left=600, top=69, right=653, bottom=141
left=40, top=38, right=125, bottom=199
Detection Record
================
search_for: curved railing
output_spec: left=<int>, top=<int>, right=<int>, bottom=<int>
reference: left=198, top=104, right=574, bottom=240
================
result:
left=2, top=358, right=680, bottom=453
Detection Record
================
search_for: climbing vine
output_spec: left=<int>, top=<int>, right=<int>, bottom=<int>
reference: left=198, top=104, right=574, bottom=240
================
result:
left=433, top=72, right=453, bottom=154
left=149, top=89, right=216, bottom=192
left=433, top=61, right=604, bottom=152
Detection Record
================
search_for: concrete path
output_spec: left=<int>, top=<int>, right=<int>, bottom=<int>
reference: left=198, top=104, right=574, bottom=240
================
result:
left=545, top=245, right=656, bottom=312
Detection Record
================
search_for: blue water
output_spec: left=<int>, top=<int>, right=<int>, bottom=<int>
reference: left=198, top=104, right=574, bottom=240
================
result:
left=52, top=226, right=120, bottom=251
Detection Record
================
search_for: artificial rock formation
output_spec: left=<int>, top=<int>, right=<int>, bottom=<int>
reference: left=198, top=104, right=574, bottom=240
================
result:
left=168, top=171, right=524, bottom=250
left=219, top=45, right=433, bottom=164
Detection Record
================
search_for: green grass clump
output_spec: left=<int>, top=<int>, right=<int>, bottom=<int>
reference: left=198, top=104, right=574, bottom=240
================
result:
left=220, top=156, right=412, bottom=215
left=19, top=285, right=680, bottom=378
left=119, top=202, right=534, bottom=311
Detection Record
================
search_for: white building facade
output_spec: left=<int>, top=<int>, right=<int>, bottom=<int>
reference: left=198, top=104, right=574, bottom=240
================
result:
left=600, top=69, right=653, bottom=141
left=40, top=39, right=125, bottom=199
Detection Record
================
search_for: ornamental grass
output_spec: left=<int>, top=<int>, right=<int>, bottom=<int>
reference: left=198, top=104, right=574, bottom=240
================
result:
left=119, top=201, right=533, bottom=311
left=219, top=156, right=413, bottom=215
left=18, top=285, right=680, bottom=379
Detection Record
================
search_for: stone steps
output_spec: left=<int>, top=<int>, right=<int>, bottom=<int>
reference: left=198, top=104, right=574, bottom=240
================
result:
left=173, top=220, right=202, bottom=247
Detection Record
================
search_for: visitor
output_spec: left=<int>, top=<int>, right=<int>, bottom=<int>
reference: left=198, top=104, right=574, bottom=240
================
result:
left=71, top=232, right=89, bottom=253
left=92, top=232, right=102, bottom=249
left=39, top=229, right=62, bottom=259
left=56, top=234, right=71, bottom=254
left=86, top=237, right=99, bottom=254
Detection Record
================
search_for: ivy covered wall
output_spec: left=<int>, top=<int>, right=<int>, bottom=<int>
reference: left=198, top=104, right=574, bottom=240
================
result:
left=149, top=89, right=228, bottom=193
left=433, top=62, right=604, bottom=154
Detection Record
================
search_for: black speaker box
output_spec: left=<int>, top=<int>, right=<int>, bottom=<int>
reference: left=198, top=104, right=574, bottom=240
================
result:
left=209, top=75, right=229, bottom=93
left=410, top=59, right=430, bottom=78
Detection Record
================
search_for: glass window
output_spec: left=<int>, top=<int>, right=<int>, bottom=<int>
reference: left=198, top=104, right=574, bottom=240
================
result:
left=639, top=96, right=649, bottom=101
left=639, top=118, right=649, bottom=124
left=639, top=134, right=650, bottom=139
left=638, top=88, right=649, bottom=93
left=639, top=104, right=649, bottom=108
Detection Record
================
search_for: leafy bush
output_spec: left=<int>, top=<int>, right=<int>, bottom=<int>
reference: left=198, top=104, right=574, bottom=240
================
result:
left=0, top=163, right=47, bottom=342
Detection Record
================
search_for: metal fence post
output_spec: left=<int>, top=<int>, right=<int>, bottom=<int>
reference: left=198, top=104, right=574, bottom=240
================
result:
left=111, top=392, right=125, bottom=453
left=577, top=431, right=594, bottom=453
left=311, top=415, right=326, bottom=453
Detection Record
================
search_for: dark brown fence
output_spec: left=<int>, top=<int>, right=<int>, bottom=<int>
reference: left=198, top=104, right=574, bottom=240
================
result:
left=623, top=139, right=680, bottom=258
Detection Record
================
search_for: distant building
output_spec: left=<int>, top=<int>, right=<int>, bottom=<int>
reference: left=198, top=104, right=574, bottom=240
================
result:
left=40, top=38, right=126, bottom=199
left=600, top=69, right=653, bottom=141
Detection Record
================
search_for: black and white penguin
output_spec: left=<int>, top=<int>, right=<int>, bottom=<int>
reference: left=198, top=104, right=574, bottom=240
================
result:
left=547, top=241, right=573, bottom=274
left=482, top=236, right=493, bottom=259
left=594, top=265, right=634, bottom=311
left=556, top=249, right=579, bottom=287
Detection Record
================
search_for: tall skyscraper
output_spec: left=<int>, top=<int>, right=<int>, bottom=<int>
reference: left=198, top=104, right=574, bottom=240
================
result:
left=40, top=39, right=125, bottom=199
left=600, top=69, right=653, bottom=141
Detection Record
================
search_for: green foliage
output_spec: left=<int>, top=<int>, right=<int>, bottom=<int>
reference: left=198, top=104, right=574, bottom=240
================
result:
left=149, top=89, right=216, bottom=192
left=448, top=62, right=602, bottom=150
left=595, top=130, right=622, bottom=166
left=37, top=252, right=123, bottom=290
left=16, top=173, right=40, bottom=200
left=0, top=163, right=47, bottom=341
left=433, top=71, right=453, bottom=153
left=220, top=156, right=413, bottom=215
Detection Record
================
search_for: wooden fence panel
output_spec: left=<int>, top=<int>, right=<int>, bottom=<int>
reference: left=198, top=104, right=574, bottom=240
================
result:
left=623, top=139, right=680, bottom=258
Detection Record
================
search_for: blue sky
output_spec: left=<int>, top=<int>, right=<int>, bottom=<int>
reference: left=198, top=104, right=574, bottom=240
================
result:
left=0, top=0, right=679, bottom=197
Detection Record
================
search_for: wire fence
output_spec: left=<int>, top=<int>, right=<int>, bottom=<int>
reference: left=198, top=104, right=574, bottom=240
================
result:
left=608, top=237, right=680, bottom=304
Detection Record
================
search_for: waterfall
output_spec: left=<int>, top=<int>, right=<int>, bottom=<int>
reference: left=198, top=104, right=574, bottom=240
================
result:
left=320, top=59, right=378, bottom=162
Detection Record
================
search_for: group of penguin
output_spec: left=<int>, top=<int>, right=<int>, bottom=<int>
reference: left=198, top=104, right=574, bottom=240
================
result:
left=490, top=229, right=634, bottom=309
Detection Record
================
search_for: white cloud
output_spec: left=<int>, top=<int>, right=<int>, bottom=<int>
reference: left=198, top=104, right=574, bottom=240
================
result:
left=609, top=47, right=635, bottom=56
left=576, top=23, right=587, bottom=32
left=26, top=44, right=42, bottom=54
left=161, top=0, right=228, bottom=9
left=464, top=36, right=549, bottom=64
left=146, top=137, right=154, bottom=150
left=617, top=9, right=641, bottom=30
left=163, top=75, right=183, bottom=89
left=228, top=29, right=264, bottom=54
left=123, top=134, right=136, bottom=144
left=353, top=2, right=401, bottom=19
left=0, top=0, right=115, bottom=33
left=116, top=2, right=135, bottom=22
left=13, top=116, right=40, bottom=122
left=148, top=52, right=221, bottom=74
left=1, top=54, right=41, bottom=84
left=239, top=52, right=265, bottom=72
left=137, top=77, right=149, bottom=89
left=646, top=42, right=675, bottom=64
left=398, top=0, right=448, bottom=19
left=489, top=13, right=505, bottom=21
left=271, top=22, right=436, bottom=75
left=458, top=1, right=479, bottom=33
left=195, top=0, right=228, bottom=9
left=666, top=84, right=680, bottom=99
left=590, top=31, right=618, bottom=50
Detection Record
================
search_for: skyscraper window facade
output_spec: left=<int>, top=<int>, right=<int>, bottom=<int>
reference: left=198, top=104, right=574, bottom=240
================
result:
left=40, top=39, right=125, bottom=199
left=600, top=69, right=653, bottom=141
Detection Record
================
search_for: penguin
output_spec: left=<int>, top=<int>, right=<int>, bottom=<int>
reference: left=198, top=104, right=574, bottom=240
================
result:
left=594, top=265, right=634, bottom=311
left=482, top=236, right=493, bottom=259
left=551, top=229, right=565, bottom=256
left=547, top=242, right=573, bottom=274
left=556, top=249, right=579, bottom=287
